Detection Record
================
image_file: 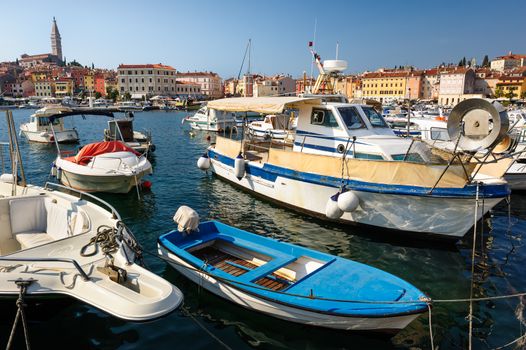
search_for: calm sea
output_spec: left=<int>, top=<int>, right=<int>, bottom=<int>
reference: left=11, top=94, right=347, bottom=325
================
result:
left=0, top=109, right=524, bottom=349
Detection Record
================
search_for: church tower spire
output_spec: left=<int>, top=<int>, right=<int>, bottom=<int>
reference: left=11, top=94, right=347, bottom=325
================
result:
left=51, top=17, right=62, bottom=61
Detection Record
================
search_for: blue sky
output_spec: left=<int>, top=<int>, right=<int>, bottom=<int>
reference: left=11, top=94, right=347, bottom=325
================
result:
left=1, top=0, right=525, bottom=78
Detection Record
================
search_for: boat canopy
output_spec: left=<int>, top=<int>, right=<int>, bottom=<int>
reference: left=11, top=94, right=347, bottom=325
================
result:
left=65, top=141, right=140, bottom=165
left=47, top=109, right=118, bottom=122
left=207, top=97, right=321, bottom=114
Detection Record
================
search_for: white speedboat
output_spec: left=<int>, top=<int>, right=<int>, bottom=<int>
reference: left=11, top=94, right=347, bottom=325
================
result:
left=20, top=106, right=79, bottom=143
left=1, top=112, right=182, bottom=321
left=117, top=101, right=143, bottom=111
left=54, top=140, right=152, bottom=193
left=248, top=114, right=294, bottom=140
left=183, top=106, right=237, bottom=132
left=196, top=96, right=510, bottom=240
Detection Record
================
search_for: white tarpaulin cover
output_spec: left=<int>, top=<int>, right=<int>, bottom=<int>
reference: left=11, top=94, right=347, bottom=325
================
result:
left=207, top=97, right=321, bottom=114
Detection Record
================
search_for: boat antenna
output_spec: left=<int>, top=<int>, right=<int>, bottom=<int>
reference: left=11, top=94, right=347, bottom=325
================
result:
left=335, top=41, right=339, bottom=60
left=309, top=18, right=317, bottom=89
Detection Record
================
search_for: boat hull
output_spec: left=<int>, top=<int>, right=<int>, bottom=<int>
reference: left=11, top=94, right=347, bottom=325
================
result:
left=504, top=162, right=526, bottom=190
left=188, top=120, right=237, bottom=132
left=21, top=129, right=79, bottom=143
left=209, top=151, right=505, bottom=238
left=159, top=247, right=420, bottom=332
left=59, top=168, right=150, bottom=193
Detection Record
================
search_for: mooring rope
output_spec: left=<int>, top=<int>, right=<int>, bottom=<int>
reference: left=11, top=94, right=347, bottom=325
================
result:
left=6, top=279, right=33, bottom=350
left=180, top=302, right=232, bottom=350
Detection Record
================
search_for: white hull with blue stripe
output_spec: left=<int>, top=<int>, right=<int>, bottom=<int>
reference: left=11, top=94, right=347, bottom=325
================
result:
left=209, top=149, right=505, bottom=239
left=201, top=97, right=510, bottom=240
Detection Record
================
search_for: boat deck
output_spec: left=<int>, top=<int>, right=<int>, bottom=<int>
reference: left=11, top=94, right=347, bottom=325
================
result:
left=193, top=246, right=290, bottom=291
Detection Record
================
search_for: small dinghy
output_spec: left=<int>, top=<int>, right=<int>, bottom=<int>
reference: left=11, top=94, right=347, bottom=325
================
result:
left=158, top=207, right=429, bottom=332
left=54, top=140, right=152, bottom=193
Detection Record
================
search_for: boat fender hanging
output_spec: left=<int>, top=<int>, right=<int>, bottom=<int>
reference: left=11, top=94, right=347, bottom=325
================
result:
left=197, top=153, right=211, bottom=171
left=173, top=206, right=200, bottom=235
left=51, top=162, right=57, bottom=177
left=56, top=167, right=62, bottom=181
left=325, top=193, right=343, bottom=219
left=234, top=152, right=245, bottom=180
left=337, top=188, right=360, bottom=212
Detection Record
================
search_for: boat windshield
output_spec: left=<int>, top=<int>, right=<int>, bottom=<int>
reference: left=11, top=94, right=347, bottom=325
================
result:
left=38, top=118, right=61, bottom=126
left=362, top=107, right=388, bottom=128
left=337, top=107, right=365, bottom=129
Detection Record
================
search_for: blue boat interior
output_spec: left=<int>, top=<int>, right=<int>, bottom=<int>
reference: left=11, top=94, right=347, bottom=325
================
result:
left=159, top=221, right=428, bottom=316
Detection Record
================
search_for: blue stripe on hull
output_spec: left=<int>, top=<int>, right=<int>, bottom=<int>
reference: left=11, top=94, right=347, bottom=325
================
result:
left=208, top=149, right=509, bottom=199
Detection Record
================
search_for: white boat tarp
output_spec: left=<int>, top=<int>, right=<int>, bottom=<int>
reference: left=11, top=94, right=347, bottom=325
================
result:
left=207, top=97, right=321, bottom=114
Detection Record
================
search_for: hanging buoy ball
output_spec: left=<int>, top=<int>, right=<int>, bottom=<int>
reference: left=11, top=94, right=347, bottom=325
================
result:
left=141, top=180, right=152, bottom=191
left=234, top=152, right=245, bottom=180
left=325, top=193, right=343, bottom=219
left=197, top=153, right=211, bottom=171
left=337, top=188, right=360, bottom=212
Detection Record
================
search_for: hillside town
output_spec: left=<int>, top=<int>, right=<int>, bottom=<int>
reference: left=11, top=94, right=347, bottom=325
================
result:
left=0, top=18, right=525, bottom=108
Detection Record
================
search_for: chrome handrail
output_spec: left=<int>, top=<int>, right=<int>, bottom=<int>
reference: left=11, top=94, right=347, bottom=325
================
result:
left=44, top=182, right=121, bottom=220
left=0, top=257, right=90, bottom=281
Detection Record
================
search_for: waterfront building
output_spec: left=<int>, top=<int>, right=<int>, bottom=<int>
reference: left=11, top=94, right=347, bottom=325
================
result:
left=54, top=78, right=74, bottom=97
left=361, top=71, right=409, bottom=103
left=176, top=71, right=223, bottom=99
left=421, top=69, right=439, bottom=100
left=118, top=64, right=177, bottom=99
left=69, top=67, right=89, bottom=90
left=34, top=80, right=55, bottom=97
left=438, top=68, right=484, bottom=106
left=496, top=76, right=526, bottom=99
left=175, top=81, right=202, bottom=98
left=84, top=73, right=95, bottom=93
left=407, top=71, right=424, bottom=100
left=252, top=75, right=295, bottom=97
left=490, top=52, right=526, bottom=72
left=94, top=74, right=106, bottom=96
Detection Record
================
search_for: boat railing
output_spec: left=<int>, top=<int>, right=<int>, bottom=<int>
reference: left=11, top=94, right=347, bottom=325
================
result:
left=0, top=256, right=90, bottom=281
left=44, top=182, right=121, bottom=220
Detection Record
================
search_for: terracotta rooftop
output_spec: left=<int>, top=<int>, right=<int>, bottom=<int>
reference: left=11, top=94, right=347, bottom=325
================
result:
left=177, top=71, right=219, bottom=77
left=118, top=64, right=176, bottom=71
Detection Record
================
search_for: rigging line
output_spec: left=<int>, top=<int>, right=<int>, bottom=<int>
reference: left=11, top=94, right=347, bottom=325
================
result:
left=180, top=302, right=232, bottom=350
left=468, top=181, right=481, bottom=350
left=237, top=40, right=251, bottom=81
left=309, top=18, right=317, bottom=87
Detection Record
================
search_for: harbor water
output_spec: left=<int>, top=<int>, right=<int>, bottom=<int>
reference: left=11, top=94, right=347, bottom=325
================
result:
left=1, top=109, right=525, bottom=349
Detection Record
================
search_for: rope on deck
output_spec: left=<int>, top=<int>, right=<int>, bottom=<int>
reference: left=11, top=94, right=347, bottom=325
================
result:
left=6, top=279, right=34, bottom=350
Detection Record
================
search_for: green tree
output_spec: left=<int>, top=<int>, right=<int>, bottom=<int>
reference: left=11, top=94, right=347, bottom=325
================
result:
left=482, top=55, right=489, bottom=67
left=494, top=87, right=504, bottom=98
left=123, top=92, right=131, bottom=101
left=68, top=60, right=82, bottom=67
left=95, top=91, right=102, bottom=99
left=521, top=91, right=526, bottom=99
left=505, top=90, right=517, bottom=102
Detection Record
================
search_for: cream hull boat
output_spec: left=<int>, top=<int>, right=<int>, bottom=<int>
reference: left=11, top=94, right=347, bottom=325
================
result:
left=0, top=182, right=182, bottom=321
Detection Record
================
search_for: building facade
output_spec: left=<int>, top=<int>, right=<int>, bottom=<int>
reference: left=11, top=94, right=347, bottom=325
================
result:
left=34, top=80, right=54, bottom=97
left=117, top=64, right=177, bottom=98
left=176, top=72, right=223, bottom=99
left=438, top=68, right=483, bottom=106
left=361, top=71, right=409, bottom=102
left=491, top=52, right=526, bottom=72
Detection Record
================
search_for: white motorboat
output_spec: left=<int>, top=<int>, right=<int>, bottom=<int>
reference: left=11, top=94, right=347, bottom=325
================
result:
left=20, top=106, right=79, bottom=144
left=196, top=96, right=511, bottom=240
left=54, top=140, right=152, bottom=193
left=1, top=110, right=183, bottom=321
left=248, top=114, right=295, bottom=140
left=104, top=117, right=156, bottom=156
left=117, top=101, right=143, bottom=111
left=183, top=106, right=237, bottom=132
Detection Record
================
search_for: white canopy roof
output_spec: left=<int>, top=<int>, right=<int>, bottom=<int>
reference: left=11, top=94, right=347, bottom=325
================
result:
left=207, top=97, right=321, bottom=114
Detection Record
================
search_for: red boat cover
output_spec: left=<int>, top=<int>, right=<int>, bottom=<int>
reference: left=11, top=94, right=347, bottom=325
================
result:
left=65, top=141, right=140, bottom=165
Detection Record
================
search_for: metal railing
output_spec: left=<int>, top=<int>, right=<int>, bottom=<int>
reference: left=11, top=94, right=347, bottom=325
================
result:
left=44, top=182, right=121, bottom=220
left=0, top=257, right=90, bottom=281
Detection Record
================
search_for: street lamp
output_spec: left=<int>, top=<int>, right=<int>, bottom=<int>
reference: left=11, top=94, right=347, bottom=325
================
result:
left=406, top=87, right=411, bottom=138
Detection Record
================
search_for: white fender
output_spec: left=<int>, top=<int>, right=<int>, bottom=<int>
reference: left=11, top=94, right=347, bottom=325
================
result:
left=325, top=194, right=343, bottom=219
left=0, top=174, right=15, bottom=184
left=337, top=189, right=360, bottom=212
left=51, top=163, right=57, bottom=177
left=234, top=153, right=245, bottom=180
left=197, top=154, right=210, bottom=170
left=56, top=167, right=62, bottom=181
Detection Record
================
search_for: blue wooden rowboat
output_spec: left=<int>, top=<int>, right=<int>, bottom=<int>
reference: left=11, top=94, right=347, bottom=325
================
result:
left=158, top=221, right=429, bottom=332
